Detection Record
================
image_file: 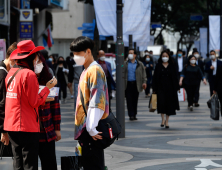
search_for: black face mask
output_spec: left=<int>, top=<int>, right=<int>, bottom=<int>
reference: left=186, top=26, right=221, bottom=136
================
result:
left=58, top=60, right=64, bottom=64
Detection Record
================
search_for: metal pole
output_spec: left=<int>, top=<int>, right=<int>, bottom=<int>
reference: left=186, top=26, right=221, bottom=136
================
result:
left=134, top=42, right=137, bottom=51
left=137, top=47, right=140, bottom=59
left=116, top=0, right=125, bottom=138
left=220, top=0, right=222, bottom=56
left=207, top=0, right=209, bottom=53
left=129, top=35, right=133, bottom=49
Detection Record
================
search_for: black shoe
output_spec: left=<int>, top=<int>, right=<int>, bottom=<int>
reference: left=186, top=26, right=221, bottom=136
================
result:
left=165, top=126, right=169, bottom=129
left=161, top=124, right=164, bottom=127
left=129, top=117, right=134, bottom=121
left=194, top=103, right=200, bottom=107
left=134, top=117, right=138, bottom=120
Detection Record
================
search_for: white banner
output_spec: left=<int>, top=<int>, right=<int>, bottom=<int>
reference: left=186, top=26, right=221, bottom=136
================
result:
left=194, top=41, right=200, bottom=52
left=209, top=16, right=220, bottom=51
left=199, top=28, right=207, bottom=58
left=93, top=0, right=152, bottom=47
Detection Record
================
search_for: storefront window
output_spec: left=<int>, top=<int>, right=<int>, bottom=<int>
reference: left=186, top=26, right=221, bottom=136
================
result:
left=0, top=0, right=5, bottom=19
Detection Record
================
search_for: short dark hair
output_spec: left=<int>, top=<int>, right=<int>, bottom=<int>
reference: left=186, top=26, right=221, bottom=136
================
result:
left=177, top=49, right=183, bottom=53
left=182, top=51, right=186, bottom=55
left=70, top=36, right=94, bottom=52
left=70, top=52, right=74, bottom=57
left=40, top=50, right=48, bottom=60
left=6, top=42, right=17, bottom=59
left=129, top=48, right=137, bottom=55
left=192, top=50, right=198, bottom=55
left=144, top=50, right=148, bottom=52
left=210, top=50, right=216, bottom=54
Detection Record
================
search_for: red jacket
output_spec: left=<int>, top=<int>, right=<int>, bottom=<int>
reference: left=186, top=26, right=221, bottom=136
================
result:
left=4, top=67, right=50, bottom=132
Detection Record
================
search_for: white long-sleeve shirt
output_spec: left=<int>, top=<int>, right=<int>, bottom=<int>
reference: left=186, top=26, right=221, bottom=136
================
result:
left=86, top=108, right=104, bottom=136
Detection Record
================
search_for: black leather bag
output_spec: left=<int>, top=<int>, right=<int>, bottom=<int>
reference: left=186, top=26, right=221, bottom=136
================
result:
left=61, top=156, right=82, bottom=170
left=80, top=90, right=121, bottom=149
left=209, top=94, right=220, bottom=121
left=0, top=140, right=13, bottom=159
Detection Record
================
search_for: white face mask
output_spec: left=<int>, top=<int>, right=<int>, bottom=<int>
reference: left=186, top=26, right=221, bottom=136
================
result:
left=73, top=54, right=86, bottom=66
left=210, top=55, right=216, bottom=60
left=128, top=54, right=134, bottom=60
left=34, top=63, right=44, bottom=74
left=194, top=54, right=199, bottom=58
left=190, top=59, right=196, bottom=64
left=146, top=58, right=150, bottom=62
left=145, top=52, right=149, bottom=55
left=162, top=57, right=169, bottom=63
left=100, top=56, right=106, bottom=61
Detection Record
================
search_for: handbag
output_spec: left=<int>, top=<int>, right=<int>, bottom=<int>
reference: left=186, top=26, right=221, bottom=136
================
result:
left=209, top=94, right=220, bottom=121
left=149, top=94, right=157, bottom=112
left=61, top=156, right=83, bottom=170
left=80, top=89, right=121, bottom=149
left=0, top=140, right=13, bottom=158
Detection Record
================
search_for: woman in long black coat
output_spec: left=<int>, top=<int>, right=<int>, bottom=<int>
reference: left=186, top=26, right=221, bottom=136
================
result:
left=152, top=50, right=180, bottom=128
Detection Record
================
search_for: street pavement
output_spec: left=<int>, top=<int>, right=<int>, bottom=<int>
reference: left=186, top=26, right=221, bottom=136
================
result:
left=1, top=83, right=222, bottom=170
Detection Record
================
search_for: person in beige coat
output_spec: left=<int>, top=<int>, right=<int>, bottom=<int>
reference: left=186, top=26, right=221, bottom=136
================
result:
left=123, top=49, right=147, bottom=121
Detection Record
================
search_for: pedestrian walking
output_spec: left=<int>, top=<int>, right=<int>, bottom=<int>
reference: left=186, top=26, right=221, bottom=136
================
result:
left=66, top=53, right=75, bottom=99
left=204, top=53, right=211, bottom=82
left=205, top=50, right=222, bottom=96
left=4, top=40, right=57, bottom=170
left=97, top=50, right=116, bottom=112
left=41, top=50, right=54, bottom=76
left=0, top=42, right=17, bottom=146
left=152, top=50, right=180, bottom=128
left=179, top=55, right=207, bottom=111
left=36, top=54, right=61, bottom=170
left=143, top=54, right=153, bottom=98
left=70, top=36, right=109, bottom=170
left=49, top=55, right=57, bottom=71
left=55, top=56, right=69, bottom=103
left=123, top=48, right=147, bottom=121
left=213, top=63, right=222, bottom=113
left=175, top=49, right=187, bottom=82
left=193, top=50, right=204, bottom=107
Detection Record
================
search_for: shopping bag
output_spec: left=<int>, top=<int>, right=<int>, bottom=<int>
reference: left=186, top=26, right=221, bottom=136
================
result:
left=209, top=94, right=220, bottom=121
left=0, top=141, right=13, bottom=170
left=61, top=156, right=83, bottom=170
left=149, top=94, right=157, bottom=112
left=178, top=88, right=185, bottom=102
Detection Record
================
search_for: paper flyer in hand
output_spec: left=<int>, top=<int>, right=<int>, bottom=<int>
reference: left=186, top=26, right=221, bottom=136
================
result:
left=39, top=86, right=59, bottom=97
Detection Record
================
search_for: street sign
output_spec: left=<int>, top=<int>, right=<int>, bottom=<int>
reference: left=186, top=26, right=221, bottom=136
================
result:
left=151, top=23, right=162, bottom=29
left=20, top=22, right=33, bottom=38
left=20, top=9, right=33, bottom=21
left=190, top=15, right=203, bottom=21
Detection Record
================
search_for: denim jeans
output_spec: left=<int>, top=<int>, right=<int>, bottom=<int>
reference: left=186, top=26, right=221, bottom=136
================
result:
left=74, top=82, right=79, bottom=112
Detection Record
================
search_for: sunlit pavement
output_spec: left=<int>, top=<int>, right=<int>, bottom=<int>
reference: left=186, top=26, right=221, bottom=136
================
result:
left=1, top=84, right=222, bottom=170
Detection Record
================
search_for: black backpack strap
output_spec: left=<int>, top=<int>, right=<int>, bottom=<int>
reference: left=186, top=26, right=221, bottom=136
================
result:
left=80, top=89, right=87, bottom=117
left=7, top=68, right=22, bottom=89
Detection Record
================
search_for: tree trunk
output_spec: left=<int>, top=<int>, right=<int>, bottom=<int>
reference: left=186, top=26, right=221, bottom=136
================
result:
left=93, top=22, right=99, bottom=60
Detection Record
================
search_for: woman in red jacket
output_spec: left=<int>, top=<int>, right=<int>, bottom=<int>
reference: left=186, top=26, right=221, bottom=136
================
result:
left=4, top=40, right=57, bottom=170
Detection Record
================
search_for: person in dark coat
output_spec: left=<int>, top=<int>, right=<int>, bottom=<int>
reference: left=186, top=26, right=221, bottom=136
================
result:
left=66, top=52, right=75, bottom=99
left=205, top=50, right=222, bottom=96
left=179, top=55, right=207, bottom=111
left=152, top=50, right=180, bottom=129
left=174, top=49, right=187, bottom=82
left=213, top=64, right=222, bottom=113
left=143, top=54, right=153, bottom=97
left=192, top=50, right=204, bottom=107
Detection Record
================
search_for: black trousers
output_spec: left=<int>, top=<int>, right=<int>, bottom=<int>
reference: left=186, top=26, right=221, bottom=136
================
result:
left=209, top=76, right=216, bottom=96
left=194, top=81, right=201, bottom=103
left=145, top=78, right=151, bottom=95
left=125, top=81, right=139, bottom=118
left=39, top=140, right=57, bottom=170
left=218, top=93, right=222, bottom=114
left=79, top=130, right=105, bottom=170
left=185, top=84, right=198, bottom=107
left=58, top=81, right=67, bottom=100
left=8, top=132, right=39, bottom=170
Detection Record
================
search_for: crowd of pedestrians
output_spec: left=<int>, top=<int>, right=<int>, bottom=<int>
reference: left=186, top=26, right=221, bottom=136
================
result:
left=0, top=36, right=222, bottom=170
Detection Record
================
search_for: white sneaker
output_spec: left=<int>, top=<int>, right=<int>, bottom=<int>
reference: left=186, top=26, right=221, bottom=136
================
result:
left=190, top=106, right=193, bottom=111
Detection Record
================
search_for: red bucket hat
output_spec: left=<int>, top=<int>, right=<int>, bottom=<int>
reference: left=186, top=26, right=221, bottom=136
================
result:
left=10, top=40, right=45, bottom=60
